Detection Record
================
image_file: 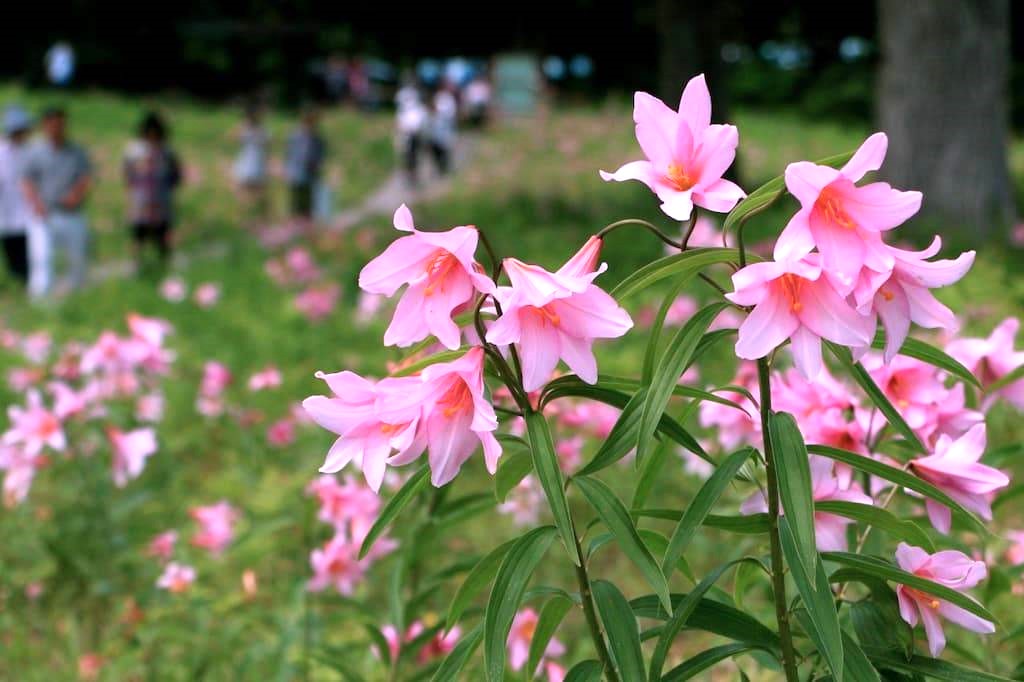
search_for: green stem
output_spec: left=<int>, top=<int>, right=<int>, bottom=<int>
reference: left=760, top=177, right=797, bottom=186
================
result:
left=571, top=523, right=621, bottom=682
left=596, top=218, right=684, bottom=250
left=756, top=357, right=801, bottom=682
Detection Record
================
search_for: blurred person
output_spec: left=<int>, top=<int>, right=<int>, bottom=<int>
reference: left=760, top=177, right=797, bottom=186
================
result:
left=348, top=58, right=371, bottom=109
left=324, top=55, right=349, bottom=103
left=21, top=107, right=92, bottom=298
left=395, top=76, right=427, bottom=187
left=232, top=103, right=270, bottom=217
left=428, top=82, right=458, bottom=176
left=45, top=42, right=75, bottom=87
left=123, top=111, right=181, bottom=268
left=463, top=72, right=492, bottom=128
left=0, top=105, right=34, bottom=285
left=284, top=107, right=326, bottom=222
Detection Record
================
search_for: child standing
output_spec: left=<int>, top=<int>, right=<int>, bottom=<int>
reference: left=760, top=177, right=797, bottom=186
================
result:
left=124, top=112, right=181, bottom=268
left=284, top=108, right=325, bottom=222
left=232, top=104, right=269, bottom=217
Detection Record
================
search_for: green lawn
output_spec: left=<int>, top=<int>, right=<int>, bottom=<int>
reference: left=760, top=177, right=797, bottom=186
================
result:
left=0, top=87, right=1022, bottom=680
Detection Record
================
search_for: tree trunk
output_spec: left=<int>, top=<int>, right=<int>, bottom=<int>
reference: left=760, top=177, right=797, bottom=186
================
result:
left=877, top=0, right=1014, bottom=238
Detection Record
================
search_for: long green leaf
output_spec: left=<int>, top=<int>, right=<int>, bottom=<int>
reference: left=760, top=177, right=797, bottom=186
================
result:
left=663, top=642, right=769, bottom=681
left=870, top=334, right=980, bottom=389
left=539, top=378, right=709, bottom=468
left=526, top=595, right=573, bottom=679
left=863, top=648, right=1012, bottom=681
left=815, top=500, right=934, bottom=552
left=649, top=558, right=759, bottom=681
left=806, top=444, right=988, bottom=534
left=575, top=476, right=671, bottom=613
left=661, top=447, right=755, bottom=575
left=575, top=386, right=707, bottom=476
left=630, top=592, right=780, bottom=652
left=359, top=464, right=429, bottom=559
left=637, top=303, right=729, bottom=463
left=392, top=349, right=469, bottom=377
left=632, top=439, right=671, bottom=514
left=643, top=276, right=694, bottom=384
left=431, top=624, right=483, bottom=682
left=611, top=248, right=741, bottom=300
left=826, top=343, right=926, bottom=453
left=818, top=619, right=881, bottom=682
left=494, top=448, right=534, bottom=503
left=821, top=552, right=996, bottom=623
left=483, top=526, right=557, bottom=681
left=446, top=538, right=516, bottom=631
left=563, top=660, right=604, bottom=682
left=524, top=411, right=580, bottom=565
left=770, top=411, right=818, bottom=584
left=781, top=521, right=844, bottom=681
left=634, top=508, right=771, bottom=534
left=592, top=580, right=646, bottom=681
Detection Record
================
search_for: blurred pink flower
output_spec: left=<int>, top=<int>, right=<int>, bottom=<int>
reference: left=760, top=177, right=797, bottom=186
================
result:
left=699, top=362, right=760, bottom=451
left=160, top=277, right=188, bottom=302
left=601, top=74, right=745, bottom=220
left=359, top=204, right=492, bottom=350
left=508, top=608, right=565, bottom=672
left=3, top=390, right=65, bottom=456
left=147, top=530, right=178, bottom=562
left=266, top=418, right=295, bottom=447
left=307, top=534, right=368, bottom=595
left=157, top=562, right=196, bottom=593
left=248, top=366, right=283, bottom=391
left=1005, top=531, right=1024, bottom=566
left=194, top=282, right=221, bottom=308
left=135, top=392, right=165, bottom=422
left=109, top=426, right=158, bottom=488
left=190, top=501, right=239, bottom=555
left=294, top=283, right=340, bottom=322
left=21, top=332, right=52, bottom=364
left=947, top=317, right=1024, bottom=410
left=499, top=476, right=544, bottom=526
left=894, top=543, right=993, bottom=656
left=910, top=424, right=1009, bottom=534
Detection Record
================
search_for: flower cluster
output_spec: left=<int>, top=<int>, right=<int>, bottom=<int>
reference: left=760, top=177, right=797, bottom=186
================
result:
left=306, top=474, right=395, bottom=595
left=304, top=205, right=632, bottom=489
left=0, top=314, right=174, bottom=505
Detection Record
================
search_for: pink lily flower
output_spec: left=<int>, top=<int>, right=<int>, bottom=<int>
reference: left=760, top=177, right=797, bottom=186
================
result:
left=3, top=390, right=65, bottom=456
left=1005, top=531, right=1024, bottom=566
left=863, top=353, right=949, bottom=440
left=416, top=626, right=462, bottom=664
left=727, top=255, right=875, bottom=379
left=306, top=474, right=382, bottom=541
left=853, top=238, right=974, bottom=361
left=775, top=132, right=923, bottom=295
left=108, top=427, right=158, bottom=488
left=910, top=424, right=1008, bottom=533
left=303, top=370, right=422, bottom=492
left=0, top=445, right=43, bottom=507
left=147, top=530, right=178, bottom=562
left=486, top=241, right=633, bottom=392
left=947, top=317, right=1024, bottom=410
left=894, top=543, right=993, bottom=656
left=248, top=366, right=283, bottom=391
left=308, top=531, right=396, bottom=595
left=498, top=476, right=544, bottom=526
left=190, top=500, right=239, bottom=556
left=194, top=282, right=221, bottom=308
left=359, top=204, right=493, bottom=350
left=156, top=562, right=196, bottom=593
left=135, top=392, right=165, bottom=422
left=600, top=74, right=745, bottom=219
left=508, top=608, right=566, bottom=673
left=741, top=456, right=872, bottom=551
left=391, top=347, right=501, bottom=487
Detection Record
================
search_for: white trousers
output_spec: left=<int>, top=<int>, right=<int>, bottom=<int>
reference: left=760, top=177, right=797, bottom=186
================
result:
left=27, top=212, right=89, bottom=298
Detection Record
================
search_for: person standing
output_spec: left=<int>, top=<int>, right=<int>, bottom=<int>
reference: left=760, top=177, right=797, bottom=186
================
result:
left=232, top=103, right=269, bottom=217
left=395, top=76, right=427, bottom=187
left=428, top=82, right=458, bottom=176
left=124, top=111, right=181, bottom=268
left=21, top=107, right=92, bottom=298
left=0, top=106, right=33, bottom=285
left=284, top=108, right=325, bottom=222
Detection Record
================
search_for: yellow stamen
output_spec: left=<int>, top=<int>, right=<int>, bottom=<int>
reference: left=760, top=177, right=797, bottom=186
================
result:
left=666, top=163, right=696, bottom=192
left=817, top=188, right=857, bottom=229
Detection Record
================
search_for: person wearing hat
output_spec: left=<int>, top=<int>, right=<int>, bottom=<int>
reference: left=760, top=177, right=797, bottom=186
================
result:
left=21, top=106, right=92, bottom=297
left=0, top=105, right=34, bottom=284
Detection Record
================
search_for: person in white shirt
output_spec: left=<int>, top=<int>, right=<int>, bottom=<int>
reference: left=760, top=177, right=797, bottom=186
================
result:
left=0, top=106, right=33, bottom=285
left=428, top=82, right=458, bottom=175
left=395, top=77, right=427, bottom=187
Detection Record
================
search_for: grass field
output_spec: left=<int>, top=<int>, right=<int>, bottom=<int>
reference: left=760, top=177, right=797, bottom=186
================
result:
left=1, top=85, right=1022, bottom=680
